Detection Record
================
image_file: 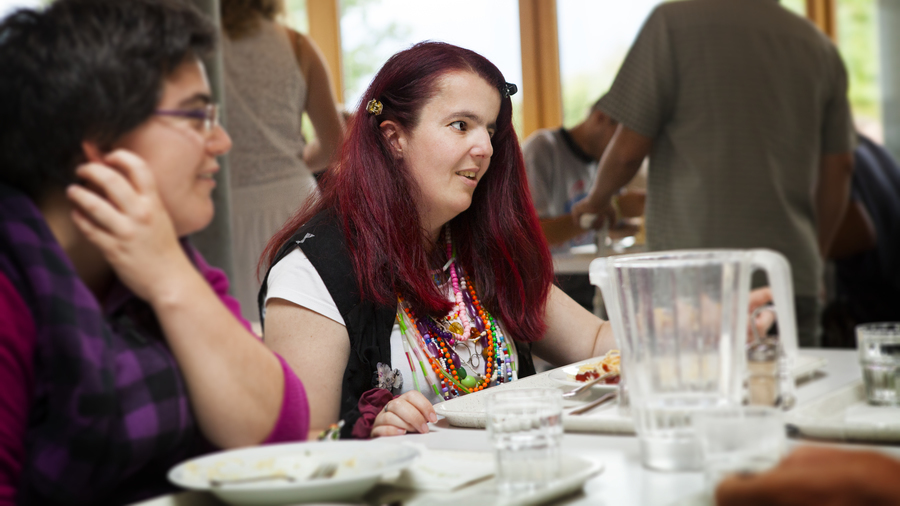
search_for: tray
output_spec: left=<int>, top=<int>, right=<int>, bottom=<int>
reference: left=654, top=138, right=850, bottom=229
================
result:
left=434, top=354, right=828, bottom=434
left=368, top=454, right=604, bottom=506
left=787, top=380, right=900, bottom=443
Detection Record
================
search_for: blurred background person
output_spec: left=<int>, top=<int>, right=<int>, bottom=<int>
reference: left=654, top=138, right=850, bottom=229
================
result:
left=523, top=99, right=644, bottom=313
left=0, top=1, right=309, bottom=503
left=221, top=0, right=344, bottom=322
left=574, top=0, right=855, bottom=347
left=822, top=132, right=900, bottom=346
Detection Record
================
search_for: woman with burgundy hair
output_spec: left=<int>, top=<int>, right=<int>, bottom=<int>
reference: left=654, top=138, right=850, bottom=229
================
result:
left=259, top=41, right=617, bottom=439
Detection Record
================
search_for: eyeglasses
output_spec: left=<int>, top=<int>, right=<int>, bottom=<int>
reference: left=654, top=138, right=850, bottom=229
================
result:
left=154, top=103, right=219, bottom=134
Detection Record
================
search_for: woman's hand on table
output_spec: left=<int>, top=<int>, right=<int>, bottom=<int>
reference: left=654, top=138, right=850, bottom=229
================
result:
left=716, top=446, right=900, bottom=506
left=371, top=391, right=438, bottom=438
left=66, top=149, right=194, bottom=303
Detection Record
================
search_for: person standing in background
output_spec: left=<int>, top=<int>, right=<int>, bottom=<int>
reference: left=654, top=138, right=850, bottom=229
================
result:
left=523, top=99, right=643, bottom=312
left=822, top=133, right=900, bottom=346
left=221, top=0, right=344, bottom=322
left=574, top=0, right=855, bottom=346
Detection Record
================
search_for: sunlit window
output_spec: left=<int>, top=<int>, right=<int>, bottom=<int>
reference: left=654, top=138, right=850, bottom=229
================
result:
left=337, top=0, right=523, bottom=133
left=836, top=0, right=882, bottom=142
left=781, top=0, right=806, bottom=16
left=284, top=0, right=309, bottom=33
left=0, top=0, right=44, bottom=19
left=556, top=0, right=663, bottom=128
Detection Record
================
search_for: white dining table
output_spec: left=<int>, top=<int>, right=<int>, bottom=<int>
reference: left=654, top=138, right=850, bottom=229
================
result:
left=138, top=348, right=900, bottom=506
left=400, top=348, right=900, bottom=506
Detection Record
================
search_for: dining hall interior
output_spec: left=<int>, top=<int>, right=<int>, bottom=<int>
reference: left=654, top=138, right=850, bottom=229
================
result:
left=1, top=0, right=900, bottom=505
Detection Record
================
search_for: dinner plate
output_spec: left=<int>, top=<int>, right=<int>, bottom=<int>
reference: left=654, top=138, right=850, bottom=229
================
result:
left=787, top=380, right=900, bottom=443
left=548, top=366, right=619, bottom=391
left=168, top=440, right=418, bottom=506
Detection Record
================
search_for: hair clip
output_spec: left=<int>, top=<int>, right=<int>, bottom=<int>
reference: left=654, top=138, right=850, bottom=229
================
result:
left=366, top=98, right=383, bottom=115
left=502, top=82, right=518, bottom=99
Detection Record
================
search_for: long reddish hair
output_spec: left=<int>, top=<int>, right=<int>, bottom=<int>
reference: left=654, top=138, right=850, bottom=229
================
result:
left=263, top=41, right=553, bottom=343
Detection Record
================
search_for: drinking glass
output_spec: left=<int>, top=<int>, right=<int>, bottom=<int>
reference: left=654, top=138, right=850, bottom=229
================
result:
left=857, top=323, right=900, bottom=406
left=693, top=406, right=786, bottom=492
left=486, top=388, right=563, bottom=495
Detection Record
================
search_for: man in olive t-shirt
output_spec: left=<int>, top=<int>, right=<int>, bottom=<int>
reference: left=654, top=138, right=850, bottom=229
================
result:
left=573, top=0, right=855, bottom=347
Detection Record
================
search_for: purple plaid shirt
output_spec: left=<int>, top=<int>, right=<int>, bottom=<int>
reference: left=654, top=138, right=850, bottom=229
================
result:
left=0, top=184, right=260, bottom=505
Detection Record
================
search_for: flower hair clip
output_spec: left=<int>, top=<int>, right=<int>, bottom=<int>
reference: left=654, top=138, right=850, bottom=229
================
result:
left=502, top=82, right=518, bottom=99
left=366, top=98, right=383, bottom=115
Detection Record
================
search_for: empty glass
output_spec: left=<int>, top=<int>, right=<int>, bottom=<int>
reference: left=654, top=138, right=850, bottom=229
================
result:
left=857, top=323, right=900, bottom=406
left=693, top=406, right=786, bottom=491
left=590, top=249, right=797, bottom=471
left=486, top=389, right=563, bottom=495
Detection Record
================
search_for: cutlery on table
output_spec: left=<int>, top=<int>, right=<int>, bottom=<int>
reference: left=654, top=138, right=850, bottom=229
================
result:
left=210, top=461, right=338, bottom=487
left=308, top=461, right=338, bottom=480
left=562, top=371, right=618, bottom=399
left=211, top=472, right=296, bottom=487
left=568, top=391, right=617, bottom=415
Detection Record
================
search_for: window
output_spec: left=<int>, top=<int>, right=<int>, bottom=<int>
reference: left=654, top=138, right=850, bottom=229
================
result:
left=338, top=0, right=523, bottom=132
left=556, top=0, right=663, bottom=127
left=0, top=0, right=44, bottom=18
left=836, top=0, right=882, bottom=141
left=284, top=0, right=309, bottom=33
left=781, top=0, right=806, bottom=16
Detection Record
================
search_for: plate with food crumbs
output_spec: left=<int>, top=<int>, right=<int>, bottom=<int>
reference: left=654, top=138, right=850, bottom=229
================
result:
left=548, top=350, right=621, bottom=388
left=168, top=440, right=418, bottom=506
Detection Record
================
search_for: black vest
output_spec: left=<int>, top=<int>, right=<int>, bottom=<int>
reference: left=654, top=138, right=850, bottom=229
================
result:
left=259, top=211, right=535, bottom=438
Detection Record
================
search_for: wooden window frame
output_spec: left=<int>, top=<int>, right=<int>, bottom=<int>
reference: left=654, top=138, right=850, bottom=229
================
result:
left=305, top=0, right=836, bottom=136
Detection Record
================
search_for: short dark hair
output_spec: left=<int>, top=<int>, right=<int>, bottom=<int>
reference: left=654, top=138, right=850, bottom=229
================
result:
left=0, top=0, right=216, bottom=199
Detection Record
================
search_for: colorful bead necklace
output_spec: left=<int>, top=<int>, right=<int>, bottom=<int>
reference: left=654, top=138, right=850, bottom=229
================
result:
left=395, top=227, right=516, bottom=400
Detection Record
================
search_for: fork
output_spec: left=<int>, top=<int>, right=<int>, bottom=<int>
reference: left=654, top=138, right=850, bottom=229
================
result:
left=568, top=391, right=617, bottom=415
left=562, top=371, right=617, bottom=399
left=210, top=461, right=337, bottom=487
left=210, top=471, right=296, bottom=487
left=308, top=461, right=338, bottom=480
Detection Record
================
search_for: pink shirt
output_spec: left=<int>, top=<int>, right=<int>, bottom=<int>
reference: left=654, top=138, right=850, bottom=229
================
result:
left=0, top=257, right=308, bottom=504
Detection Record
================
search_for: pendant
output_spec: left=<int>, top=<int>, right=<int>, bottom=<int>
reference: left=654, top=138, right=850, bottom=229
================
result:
left=448, top=321, right=464, bottom=336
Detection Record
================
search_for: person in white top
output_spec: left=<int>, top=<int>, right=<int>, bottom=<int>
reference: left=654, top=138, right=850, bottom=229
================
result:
left=221, top=0, right=344, bottom=321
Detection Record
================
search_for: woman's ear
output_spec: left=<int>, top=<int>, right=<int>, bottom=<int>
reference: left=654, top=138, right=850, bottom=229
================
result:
left=81, top=141, right=105, bottom=163
left=379, top=120, right=405, bottom=159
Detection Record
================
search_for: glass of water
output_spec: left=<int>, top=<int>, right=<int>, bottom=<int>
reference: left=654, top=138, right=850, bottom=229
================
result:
left=693, top=406, right=786, bottom=492
left=857, top=323, right=900, bottom=406
left=486, top=388, right=563, bottom=495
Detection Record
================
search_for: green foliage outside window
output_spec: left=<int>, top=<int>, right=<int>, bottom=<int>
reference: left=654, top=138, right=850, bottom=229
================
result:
left=837, top=0, right=880, bottom=125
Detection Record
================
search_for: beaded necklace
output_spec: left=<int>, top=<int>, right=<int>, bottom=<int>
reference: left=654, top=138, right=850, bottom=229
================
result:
left=396, top=227, right=516, bottom=400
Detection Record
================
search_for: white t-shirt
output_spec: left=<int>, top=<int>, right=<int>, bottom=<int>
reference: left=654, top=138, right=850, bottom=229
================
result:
left=265, top=247, right=518, bottom=404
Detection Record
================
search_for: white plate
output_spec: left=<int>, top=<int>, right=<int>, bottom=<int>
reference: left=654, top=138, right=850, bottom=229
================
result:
left=168, top=440, right=418, bottom=506
left=787, top=380, right=900, bottom=443
left=548, top=366, right=620, bottom=391
left=373, top=454, right=604, bottom=506
left=436, top=355, right=828, bottom=433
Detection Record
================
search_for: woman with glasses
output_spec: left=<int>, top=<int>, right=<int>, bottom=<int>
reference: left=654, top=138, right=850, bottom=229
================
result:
left=221, top=0, right=345, bottom=322
left=0, top=1, right=309, bottom=504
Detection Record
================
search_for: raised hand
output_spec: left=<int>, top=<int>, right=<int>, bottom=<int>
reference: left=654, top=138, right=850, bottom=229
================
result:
left=66, top=149, right=194, bottom=304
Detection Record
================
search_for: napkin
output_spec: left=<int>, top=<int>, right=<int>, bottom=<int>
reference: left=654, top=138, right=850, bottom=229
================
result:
left=387, top=444, right=494, bottom=491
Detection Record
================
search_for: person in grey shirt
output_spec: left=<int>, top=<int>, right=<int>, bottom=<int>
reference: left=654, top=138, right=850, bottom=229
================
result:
left=523, top=100, right=619, bottom=311
left=574, top=0, right=855, bottom=346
